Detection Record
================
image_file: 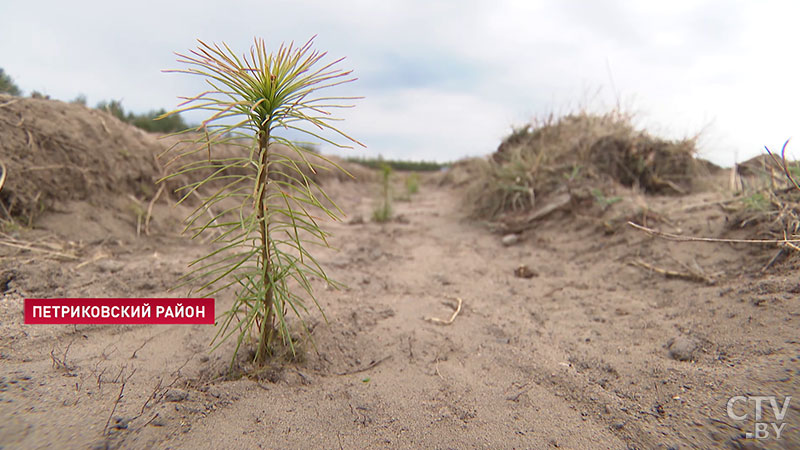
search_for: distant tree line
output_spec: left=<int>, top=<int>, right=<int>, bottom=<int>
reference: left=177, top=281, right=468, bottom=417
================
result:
left=0, top=67, right=191, bottom=134
left=346, top=156, right=448, bottom=172
left=95, top=99, right=193, bottom=134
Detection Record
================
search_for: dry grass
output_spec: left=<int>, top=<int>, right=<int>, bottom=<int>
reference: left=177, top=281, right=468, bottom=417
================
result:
left=457, top=110, right=699, bottom=219
left=728, top=141, right=800, bottom=252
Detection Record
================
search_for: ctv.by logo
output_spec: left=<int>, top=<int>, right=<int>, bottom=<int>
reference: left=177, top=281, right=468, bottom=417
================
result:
left=727, top=395, right=792, bottom=440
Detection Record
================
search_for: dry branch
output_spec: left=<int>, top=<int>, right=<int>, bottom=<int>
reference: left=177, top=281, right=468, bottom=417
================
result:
left=75, top=251, right=111, bottom=269
left=103, top=367, right=136, bottom=435
left=335, top=356, right=392, bottom=376
left=0, top=238, right=79, bottom=260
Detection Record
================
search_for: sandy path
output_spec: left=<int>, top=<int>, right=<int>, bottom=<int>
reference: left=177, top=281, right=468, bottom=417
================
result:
left=2, top=179, right=799, bottom=449
left=160, top=184, right=626, bottom=449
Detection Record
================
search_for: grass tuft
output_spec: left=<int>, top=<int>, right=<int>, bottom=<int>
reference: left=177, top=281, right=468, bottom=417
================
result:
left=372, top=163, right=392, bottom=222
left=460, top=109, right=698, bottom=219
left=729, top=140, right=800, bottom=250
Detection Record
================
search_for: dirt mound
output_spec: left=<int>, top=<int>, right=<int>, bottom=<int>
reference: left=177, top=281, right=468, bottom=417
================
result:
left=454, top=111, right=705, bottom=220
left=0, top=95, right=372, bottom=226
left=0, top=94, right=162, bottom=224
left=588, top=133, right=696, bottom=194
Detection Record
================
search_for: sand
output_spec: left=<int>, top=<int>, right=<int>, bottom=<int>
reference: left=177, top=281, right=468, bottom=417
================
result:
left=1, top=95, right=798, bottom=449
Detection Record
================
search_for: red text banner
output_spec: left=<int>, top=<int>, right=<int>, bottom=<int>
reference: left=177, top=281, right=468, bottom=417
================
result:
left=24, top=298, right=215, bottom=324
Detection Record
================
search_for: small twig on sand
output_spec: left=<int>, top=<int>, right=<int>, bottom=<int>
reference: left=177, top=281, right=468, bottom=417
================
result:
left=507, top=383, right=532, bottom=402
left=135, top=378, right=163, bottom=420
left=50, top=340, right=76, bottom=372
left=434, top=357, right=444, bottom=380
left=75, top=251, right=111, bottom=269
left=130, top=336, right=155, bottom=359
left=762, top=248, right=788, bottom=273
left=0, top=238, right=79, bottom=260
left=709, top=417, right=740, bottom=431
left=104, top=367, right=136, bottom=435
left=424, top=297, right=463, bottom=325
left=629, top=259, right=714, bottom=285
left=336, top=356, right=392, bottom=376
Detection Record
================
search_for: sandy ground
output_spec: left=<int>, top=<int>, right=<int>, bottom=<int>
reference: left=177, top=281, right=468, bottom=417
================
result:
left=1, top=96, right=799, bottom=449
left=1, top=173, right=799, bottom=450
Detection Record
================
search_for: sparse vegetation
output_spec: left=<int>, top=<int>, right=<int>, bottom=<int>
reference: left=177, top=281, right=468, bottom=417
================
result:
left=70, top=94, right=87, bottom=106
left=347, top=156, right=446, bottom=172
left=731, top=140, right=800, bottom=250
left=590, top=188, right=622, bottom=208
left=160, top=37, right=362, bottom=367
left=739, top=191, right=770, bottom=212
left=372, top=163, right=393, bottom=222
left=462, top=110, right=698, bottom=219
left=405, top=173, right=420, bottom=195
left=0, top=68, right=21, bottom=96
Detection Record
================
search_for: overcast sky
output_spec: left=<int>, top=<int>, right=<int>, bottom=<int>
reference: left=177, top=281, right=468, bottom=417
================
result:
left=1, top=0, right=798, bottom=166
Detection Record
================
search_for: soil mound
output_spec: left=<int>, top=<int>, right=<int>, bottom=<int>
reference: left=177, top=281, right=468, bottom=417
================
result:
left=0, top=94, right=162, bottom=224
left=452, top=111, right=706, bottom=221
left=0, top=95, right=372, bottom=226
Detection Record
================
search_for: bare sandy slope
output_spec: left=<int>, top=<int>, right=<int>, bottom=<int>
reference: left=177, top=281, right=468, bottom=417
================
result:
left=2, top=172, right=799, bottom=449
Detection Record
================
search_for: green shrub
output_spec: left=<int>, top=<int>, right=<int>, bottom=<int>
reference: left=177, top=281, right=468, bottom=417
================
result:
left=0, top=68, right=21, bottom=96
left=133, top=108, right=190, bottom=133
left=405, top=173, right=420, bottom=195
left=96, top=99, right=126, bottom=121
left=373, top=163, right=393, bottom=222
left=70, top=94, right=87, bottom=106
left=96, top=99, right=191, bottom=133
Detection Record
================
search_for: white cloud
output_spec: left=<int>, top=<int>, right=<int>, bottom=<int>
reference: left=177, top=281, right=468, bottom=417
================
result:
left=320, top=87, right=514, bottom=162
left=1, top=0, right=799, bottom=165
